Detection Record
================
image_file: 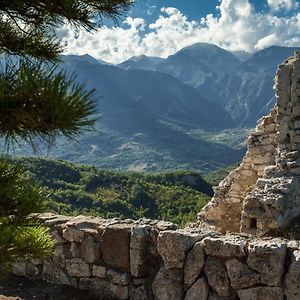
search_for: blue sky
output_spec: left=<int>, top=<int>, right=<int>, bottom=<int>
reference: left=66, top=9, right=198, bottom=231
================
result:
left=61, top=0, right=300, bottom=63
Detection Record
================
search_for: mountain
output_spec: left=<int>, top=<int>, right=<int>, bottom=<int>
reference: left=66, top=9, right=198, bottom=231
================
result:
left=118, top=55, right=164, bottom=71
left=10, top=54, right=244, bottom=173
left=119, top=44, right=300, bottom=127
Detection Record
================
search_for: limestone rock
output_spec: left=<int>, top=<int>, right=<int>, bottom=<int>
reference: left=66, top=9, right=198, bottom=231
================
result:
left=152, top=267, right=183, bottom=300
left=225, top=258, right=260, bottom=289
left=101, top=225, right=131, bottom=271
left=237, top=287, right=283, bottom=300
left=106, top=268, right=131, bottom=285
left=247, top=240, right=286, bottom=286
left=92, top=265, right=107, bottom=278
left=203, top=236, right=246, bottom=258
left=129, top=285, right=150, bottom=300
left=184, top=241, right=206, bottom=289
left=130, top=225, right=152, bottom=277
left=284, top=250, right=300, bottom=299
left=185, top=277, right=208, bottom=300
left=157, top=230, right=200, bottom=270
left=66, top=258, right=91, bottom=277
left=204, top=256, right=231, bottom=297
left=11, top=261, right=27, bottom=276
left=81, top=235, right=101, bottom=263
left=42, top=260, right=71, bottom=285
left=62, top=226, right=84, bottom=243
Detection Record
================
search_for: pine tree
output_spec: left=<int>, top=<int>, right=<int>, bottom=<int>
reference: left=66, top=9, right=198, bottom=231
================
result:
left=0, top=0, right=132, bottom=268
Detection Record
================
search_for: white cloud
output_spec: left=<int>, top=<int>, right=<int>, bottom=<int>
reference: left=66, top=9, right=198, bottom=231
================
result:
left=60, top=0, right=300, bottom=64
left=267, top=0, right=297, bottom=11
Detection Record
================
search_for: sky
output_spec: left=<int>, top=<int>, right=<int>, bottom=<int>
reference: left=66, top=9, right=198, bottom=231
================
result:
left=59, top=0, right=300, bottom=64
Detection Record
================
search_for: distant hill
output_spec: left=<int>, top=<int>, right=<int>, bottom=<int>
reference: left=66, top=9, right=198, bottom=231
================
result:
left=12, top=157, right=213, bottom=226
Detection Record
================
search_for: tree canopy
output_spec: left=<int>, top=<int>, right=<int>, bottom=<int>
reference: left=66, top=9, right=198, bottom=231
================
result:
left=0, top=0, right=132, bottom=268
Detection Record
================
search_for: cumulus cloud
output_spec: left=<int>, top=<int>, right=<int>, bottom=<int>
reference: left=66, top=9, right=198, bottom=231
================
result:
left=267, top=0, right=297, bottom=11
left=60, top=0, right=300, bottom=64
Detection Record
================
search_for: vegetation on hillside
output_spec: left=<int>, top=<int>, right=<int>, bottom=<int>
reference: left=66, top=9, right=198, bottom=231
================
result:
left=0, top=0, right=132, bottom=267
left=11, top=157, right=214, bottom=227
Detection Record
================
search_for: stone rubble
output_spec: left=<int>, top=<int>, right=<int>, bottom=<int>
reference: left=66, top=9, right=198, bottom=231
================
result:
left=198, top=52, right=300, bottom=236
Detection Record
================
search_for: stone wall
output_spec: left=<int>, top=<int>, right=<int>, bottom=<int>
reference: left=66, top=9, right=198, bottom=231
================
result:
left=198, top=52, right=300, bottom=236
left=12, top=213, right=300, bottom=300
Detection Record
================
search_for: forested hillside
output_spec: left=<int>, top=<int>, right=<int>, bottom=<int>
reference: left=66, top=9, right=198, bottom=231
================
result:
left=12, top=157, right=216, bottom=226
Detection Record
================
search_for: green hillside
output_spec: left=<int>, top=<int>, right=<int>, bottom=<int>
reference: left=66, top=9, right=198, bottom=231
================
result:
left=11, top=157, right=215, bottom=227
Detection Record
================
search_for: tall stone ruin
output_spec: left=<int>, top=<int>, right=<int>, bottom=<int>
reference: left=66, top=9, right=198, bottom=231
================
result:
left=198, top=52, right=300, bottom=236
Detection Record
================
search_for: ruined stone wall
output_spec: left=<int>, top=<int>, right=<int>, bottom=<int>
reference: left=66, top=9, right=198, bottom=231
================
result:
left=199, top=53, right=300, bottom=236
left=13, top=213, right=300, bottom=300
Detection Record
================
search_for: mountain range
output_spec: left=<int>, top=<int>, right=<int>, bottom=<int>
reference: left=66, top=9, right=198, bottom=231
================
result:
left=9, top=44, right=300, bottom=173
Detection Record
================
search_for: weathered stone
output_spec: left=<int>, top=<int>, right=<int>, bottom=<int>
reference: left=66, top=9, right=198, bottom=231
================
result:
left=65, top=258, right=91, bottom=277
left=101, top=225, right=131, bottom=271
left=11, top=261, right=27, bottom=276
left=62, top=226, right=84, bottom=243
left=247, top=240, right=286, bottom=286
left=152, top=267, right=183, bottom=300
left=225, top=258, right=260, bottom=289
left=284, top=250, right=300, bottom=299
left=204, top=256, right=231, bottom=297
left=42, top=261, right=71, bottom=285
left=237, top=287, right=283, bottom=300
left=25, top=262, right=40, bottom=278
left=156, top=220, right=178, bottom=231
left=92, top=265, right=107, bottom=278
left=157, top=230, right=200, bottom=270
left=106, top=268, right=131, bottom=285
left=185, top=277, right=208, bottom=300
left=81, top=235, right=100, bottom=263
left=70, top=242, right=81, bottom=257
left=130, top=225, right=151, bottom=277
left=203, top=236, right=246, bottom=257
left=51, top=230, right=67, bottom=244
left=184, top=241, right=205, bottom=289
left=129, top=285, right=149, bottom=300
left=79, top=278, right=128, bottom=299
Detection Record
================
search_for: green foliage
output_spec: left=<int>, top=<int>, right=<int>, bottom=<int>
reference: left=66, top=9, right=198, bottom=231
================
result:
left=0, top=0, right=132, bottom=268
left=12, top=157, right=212, bottom=227
left=0, top=60, right=97, bottom=146
left=204, top=164, right=237, bottom=186
left=0, top=158, right=54, bottom=268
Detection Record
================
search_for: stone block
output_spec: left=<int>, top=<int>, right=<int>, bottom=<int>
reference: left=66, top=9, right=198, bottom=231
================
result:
left=204, top=256, right=231, bottom=297
left=157, top=230, right=201, bottom=270
left=130, top=225, right=152, bottom=277
left=106, top=268, right=131, bottom=285
left=70, top=242, right=81, bottom=257
left=101, top=225, right=131, bottom=271
left=129, top=285, right=150, bottom=300
left=225, top=258, right=260, bottom=289
left=284, top=250, right=300, bottom=299
left=152, top=267, right=183, bottom=300
left=247, top=240, right=286, bottom=286
left=65, top=258, right=91, bottom=277
left=237, top=287, right=283, bottom=300
left=92, top=265, right=107, bottom=278
left=185, top=277, right=208, bottom=300
left=81, top=235, right=101, bottom=263
left=42, top=260, right=71, bottom=285
left=203, top=236, right=246, bottom=258
left=62, top=226, right=84, bottom=243
left=184, top=241, right=206, bottom=289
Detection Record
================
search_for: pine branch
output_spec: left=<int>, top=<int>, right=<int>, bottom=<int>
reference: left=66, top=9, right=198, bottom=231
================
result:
left=0, top=59, right=97, bottom=147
